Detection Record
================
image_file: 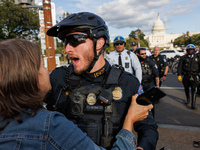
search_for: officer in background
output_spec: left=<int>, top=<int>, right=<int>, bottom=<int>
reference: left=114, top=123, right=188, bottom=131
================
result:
left=149, top=46, right=169, bottom=86
left=137, top=48, right=159, bottom=91
left=45, top=12, right=158, bottom=150
left=177, top=44, right=200, bottom=109
left=107, top=36, right=142, bottom=83
left=130, top=41, right=137, bottom=53
left=137, top=48, right=159, bottom=117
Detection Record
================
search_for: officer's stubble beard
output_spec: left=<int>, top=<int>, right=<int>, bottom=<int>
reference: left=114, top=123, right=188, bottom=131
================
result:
left=73, top=47, right=95, bottom=75
left=138, top=56, right=145, bottom=62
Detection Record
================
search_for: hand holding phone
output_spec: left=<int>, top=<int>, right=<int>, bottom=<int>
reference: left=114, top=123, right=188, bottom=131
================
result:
left=136, top=87, right=166, bottom=105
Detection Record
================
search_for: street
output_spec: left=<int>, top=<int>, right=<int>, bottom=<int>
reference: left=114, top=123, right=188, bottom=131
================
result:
left=154, top=73, right=200, bottom=150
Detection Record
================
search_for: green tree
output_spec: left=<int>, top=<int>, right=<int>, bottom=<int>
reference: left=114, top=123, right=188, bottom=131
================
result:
left=0, top=0, right=39, bottom=40
left=191, top=34, right=200, bottom=46
left=106, top=40, right=115, bottom=52
left=129, top=29, right=145, bottom=40
left=127, top=29, right=149, bottom=49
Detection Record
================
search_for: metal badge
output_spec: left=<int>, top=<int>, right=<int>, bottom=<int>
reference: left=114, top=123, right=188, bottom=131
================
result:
left=125, top=56, right=128, bottom=60
left=86, top=93, right=97, bottom=105
left=112, top=87, right=122, bottom=100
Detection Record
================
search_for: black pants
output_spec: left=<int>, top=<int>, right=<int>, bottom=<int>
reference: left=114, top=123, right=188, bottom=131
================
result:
left=182, top=75, right=198, bottom=107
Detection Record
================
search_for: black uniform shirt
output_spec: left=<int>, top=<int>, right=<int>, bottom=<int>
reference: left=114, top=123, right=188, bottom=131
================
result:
left=140, top=58, right=159, bottom=80
left=177, top=54, right=200, bottom=76
left=45, top=60, right=158, bottom=150
left=149, top=55, right=168, bottom=78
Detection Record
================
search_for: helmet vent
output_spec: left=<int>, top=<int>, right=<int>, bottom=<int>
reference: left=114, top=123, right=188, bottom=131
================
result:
left=88, top=16, right=97, bottom=20
left=68, top=14, right=76, bottom=19
left=73, top=15, right=82, bottom=21
left=97, top=20, right=101, bottom=25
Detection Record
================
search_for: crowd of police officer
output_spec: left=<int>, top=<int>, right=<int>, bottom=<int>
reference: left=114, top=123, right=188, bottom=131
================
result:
left=107, top=35, right=200, bottom=110
left=107, top=36, right=168, bottom=92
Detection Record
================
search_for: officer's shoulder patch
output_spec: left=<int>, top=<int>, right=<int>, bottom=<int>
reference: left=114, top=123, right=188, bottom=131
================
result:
left=112, top=87, right=123, bottom=100
left=137, top=85, right=144, bottom=95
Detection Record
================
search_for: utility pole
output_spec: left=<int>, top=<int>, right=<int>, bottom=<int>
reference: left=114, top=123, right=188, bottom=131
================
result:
left=43, top=0, right=56, bottom=72
left=137, top=28, right=140, bottom=47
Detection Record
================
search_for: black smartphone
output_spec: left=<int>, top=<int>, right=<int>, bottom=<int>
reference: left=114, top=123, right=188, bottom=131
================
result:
left=136, top=87, right=166, bottom=105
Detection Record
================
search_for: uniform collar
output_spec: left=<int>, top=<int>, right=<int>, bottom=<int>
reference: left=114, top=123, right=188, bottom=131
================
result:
left=81, top=60, right=110, bottom=81
left=115, top=49, right=127, bottom=55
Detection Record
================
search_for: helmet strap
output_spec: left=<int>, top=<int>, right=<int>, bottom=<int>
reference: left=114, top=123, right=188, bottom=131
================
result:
left=86, top=38, right=105, bottom=73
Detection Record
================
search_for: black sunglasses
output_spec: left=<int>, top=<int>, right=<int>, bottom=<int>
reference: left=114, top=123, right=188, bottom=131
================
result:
left=140, top=53, right=146, bottom=55
left=115, top=43, right=124, bottom=46
left=65, top=34, right=88, bottom=47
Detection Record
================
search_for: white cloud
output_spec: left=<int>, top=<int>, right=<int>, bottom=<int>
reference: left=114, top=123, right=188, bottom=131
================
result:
left=95, top=0, right=170, bottom=31
left=166, top=3, right=195, bottom=16
left=56, top=6, right=65, bottom=17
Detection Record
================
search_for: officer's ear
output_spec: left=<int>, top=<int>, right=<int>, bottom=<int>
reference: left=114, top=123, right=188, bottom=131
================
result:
left=96, top=38, right=105, bottom=51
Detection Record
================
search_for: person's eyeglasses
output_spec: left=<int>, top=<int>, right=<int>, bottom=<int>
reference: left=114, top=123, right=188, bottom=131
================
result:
left=140, top=53, right=146, bottom=55
left=115, top=43, right=124, bottom=46
left=65, top=34, right=88, bottom=47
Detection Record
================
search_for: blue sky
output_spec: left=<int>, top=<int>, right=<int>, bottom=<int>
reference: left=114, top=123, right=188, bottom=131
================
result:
left=36, top=0, right=200, bottom=41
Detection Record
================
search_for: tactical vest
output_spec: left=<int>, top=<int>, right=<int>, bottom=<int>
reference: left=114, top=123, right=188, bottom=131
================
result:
left=151, top=55, right=165, bottom=76
left=53, top=64, right=124, bottom=149
left=182, top=54, right=200, bottom=75
left=141, top=59, right=153, bottom=84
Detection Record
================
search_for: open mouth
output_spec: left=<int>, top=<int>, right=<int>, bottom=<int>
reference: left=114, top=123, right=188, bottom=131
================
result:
left=70, top=56, right=79, bottom=65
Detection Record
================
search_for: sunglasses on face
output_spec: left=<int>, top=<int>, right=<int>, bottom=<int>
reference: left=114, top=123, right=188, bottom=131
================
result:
left=115, top=43, right=124, bottom=46
left=140, top=53, right=146, bottom=55
left=65, top=34, right=88, bottom=47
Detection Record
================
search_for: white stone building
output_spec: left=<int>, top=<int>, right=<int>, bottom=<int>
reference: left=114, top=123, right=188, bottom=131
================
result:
left=145, top=14, right=200, bottom=48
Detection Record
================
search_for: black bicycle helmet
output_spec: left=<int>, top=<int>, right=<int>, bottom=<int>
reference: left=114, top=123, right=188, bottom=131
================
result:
left=47, top=12, right=110, bottom=72
left=47, top=12, right=109, bottom=48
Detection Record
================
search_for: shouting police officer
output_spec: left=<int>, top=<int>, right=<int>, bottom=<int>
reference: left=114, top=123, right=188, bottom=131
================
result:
left=107, top=36, right=142, bottom=83
left=45, top=12, right=158, bottom=150
left=177, top=44, right=200, bottom=109
left=149, top=46, right=169, bottom=86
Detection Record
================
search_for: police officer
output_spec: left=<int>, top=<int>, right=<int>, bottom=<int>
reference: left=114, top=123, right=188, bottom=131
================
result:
left=137, top=48, right=159, bottom=91
left=177, top=44, right=200, bottom=109
left=107, top=36, right=142, bottom=83
left=45, top=12, right=158, bottom=150
left=130, top=41, right=137, bottom=53
left=149, top=46, right=169, bottom=86
left=137, top=48, right=159, bottom=117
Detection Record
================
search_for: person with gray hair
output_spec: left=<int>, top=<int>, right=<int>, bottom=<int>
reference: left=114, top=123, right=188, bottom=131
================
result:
left=149, top=46, right=169, bottom=86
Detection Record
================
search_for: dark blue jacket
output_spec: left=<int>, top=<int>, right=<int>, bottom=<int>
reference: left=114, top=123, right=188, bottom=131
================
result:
left=45, top=60, right=158, bottom=150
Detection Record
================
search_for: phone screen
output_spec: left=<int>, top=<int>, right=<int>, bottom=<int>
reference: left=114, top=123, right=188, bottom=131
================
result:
left=136, top=87, right=166, bottom=105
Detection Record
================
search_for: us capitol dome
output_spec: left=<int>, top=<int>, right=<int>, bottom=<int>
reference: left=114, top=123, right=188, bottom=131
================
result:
left=152, top=14, right=165, bottom=35
left=144, top=14, right=199, bottom=48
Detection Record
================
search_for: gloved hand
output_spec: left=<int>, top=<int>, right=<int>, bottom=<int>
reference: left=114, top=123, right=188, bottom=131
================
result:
left=178, top=76, right=182, bottom=82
